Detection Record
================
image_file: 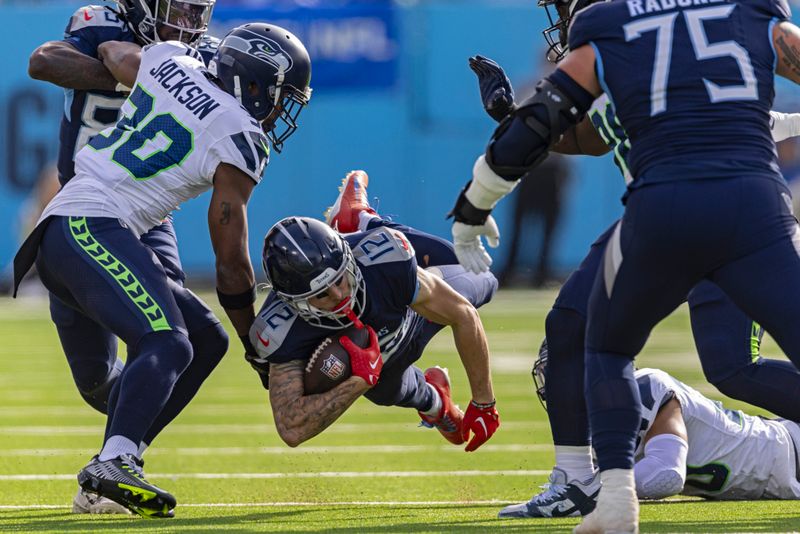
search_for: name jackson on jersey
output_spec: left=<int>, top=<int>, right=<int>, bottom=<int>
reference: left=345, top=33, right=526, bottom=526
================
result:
left=148, top=56, right=220, bottom=118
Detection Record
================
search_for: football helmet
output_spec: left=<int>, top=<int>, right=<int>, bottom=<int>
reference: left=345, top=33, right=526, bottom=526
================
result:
left=114, top=0, right=215, bottom=46
left=532, top=337, right=548, bottom=410
left=262, top=217, right=366, bottom=329
left=539, top=0, right=600, bottom=62
left=209, top=23, right=312, bottom=153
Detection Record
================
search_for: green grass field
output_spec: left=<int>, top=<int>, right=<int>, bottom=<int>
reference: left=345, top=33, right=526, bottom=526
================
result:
left=1, top=289, right=798, bottom=533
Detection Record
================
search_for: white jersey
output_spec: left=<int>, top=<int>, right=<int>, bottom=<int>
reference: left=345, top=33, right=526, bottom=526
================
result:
left=41, top=41, right=269, bottom=236
left=634, top=368, right=800, bottom=500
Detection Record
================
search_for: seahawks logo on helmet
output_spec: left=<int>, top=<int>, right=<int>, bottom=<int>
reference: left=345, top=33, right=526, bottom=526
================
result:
left=224, top=33, right=293, bottom=75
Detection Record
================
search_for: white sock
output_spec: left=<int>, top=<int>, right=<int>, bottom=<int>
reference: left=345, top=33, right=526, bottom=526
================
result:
left=422, top=383, right=442, bottom=417
left=137, top=442, right=149, bottom=458
left=600, top=468, right=636, bottom=494
left=555, top=445, right=596, bottom=483
left=357, top=211, right=379, bottom=231
left=98, top=435, right=138, bottom=462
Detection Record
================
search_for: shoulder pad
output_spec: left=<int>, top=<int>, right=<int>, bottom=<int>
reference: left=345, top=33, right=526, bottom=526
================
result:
left=68, top=5, right=124, bottom=33
left=568, top=1, right=615, bottom=51
left=352, top=227, right=416, bottom=267
left=249, top=299, right=298, bottom=362
left=197, top=35, right=221, bottom=66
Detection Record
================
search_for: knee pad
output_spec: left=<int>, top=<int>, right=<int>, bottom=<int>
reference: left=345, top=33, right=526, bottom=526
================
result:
left=77, top=358, right=124, bottom=414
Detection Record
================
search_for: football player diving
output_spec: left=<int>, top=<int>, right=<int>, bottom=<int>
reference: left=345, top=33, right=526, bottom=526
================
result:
left=15, top=22, right=312, bottom=517
left=27, top=0, right=220, bottom=515
left=248, top=171, right=500, bottom=452
left=468, top=0, right=800, bottom=522
left=531, top=347, right=800, bottom=502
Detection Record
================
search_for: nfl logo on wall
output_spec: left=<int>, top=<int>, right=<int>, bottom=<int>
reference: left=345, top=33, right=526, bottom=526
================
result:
left=321, top=355, right=345, bottom=380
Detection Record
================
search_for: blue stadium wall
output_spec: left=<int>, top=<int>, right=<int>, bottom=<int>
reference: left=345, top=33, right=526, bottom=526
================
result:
left=0, top=1, right=796, bottom=280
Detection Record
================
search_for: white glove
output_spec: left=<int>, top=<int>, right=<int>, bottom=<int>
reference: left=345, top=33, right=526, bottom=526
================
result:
left=452, top=217, right=500, bottom=274
left=770, top=111, right=800, bottom=142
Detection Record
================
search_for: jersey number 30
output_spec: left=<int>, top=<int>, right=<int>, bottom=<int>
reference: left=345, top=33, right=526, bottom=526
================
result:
left=624, top=5, right=758, bottom=116
left=88, top=85, right=194, bottom=180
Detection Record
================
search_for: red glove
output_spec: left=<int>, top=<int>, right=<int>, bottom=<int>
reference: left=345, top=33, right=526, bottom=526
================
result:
left=461, top=399, right=500, bottom=452
left=340, top=325, right=382, bottom=387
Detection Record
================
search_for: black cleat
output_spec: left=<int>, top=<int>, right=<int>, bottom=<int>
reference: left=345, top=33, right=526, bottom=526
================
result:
left=77, top=454, right=176, bottom=518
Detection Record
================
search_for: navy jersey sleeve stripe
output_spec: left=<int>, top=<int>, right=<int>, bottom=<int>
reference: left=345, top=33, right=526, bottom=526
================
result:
left=230, top=132, right=256, bottom=173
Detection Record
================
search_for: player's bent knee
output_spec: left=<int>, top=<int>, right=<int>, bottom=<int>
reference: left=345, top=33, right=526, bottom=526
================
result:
left=135, top=330, right=194, bottom=377
left=544, top=307, right=586, bottom=360
left=76, top=358, right=124, bottom=414
left=191, top=322, right=229, bottom=364
left=637, top=468, right=685, bottom=500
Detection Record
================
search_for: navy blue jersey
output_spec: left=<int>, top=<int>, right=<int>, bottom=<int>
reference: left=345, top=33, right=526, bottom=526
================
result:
left=569, top=0, right=791, bottom=184
left=56, top=5, right=220, bottom=184
left=249, top=226, right=426, bottom=368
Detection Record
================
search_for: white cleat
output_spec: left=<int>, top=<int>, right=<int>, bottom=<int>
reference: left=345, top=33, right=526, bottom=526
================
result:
left=72, top=487, right=131, bottom=515
left=573, top=469, right=638, bottom=534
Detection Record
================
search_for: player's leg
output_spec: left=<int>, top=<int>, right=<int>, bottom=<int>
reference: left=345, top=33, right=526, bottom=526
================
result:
left=688, top=280, right=800, bottom=420
left=580, top=182, right=708, bottom=533
left=139, top=282, right=228, bottom=452
left=49, top=295, right=122, bottom=414
left=140, top=215, right=186, bottom=285
left=36, top=216, right=193, bottom=517
left=498, top=224, right=618, bottom=519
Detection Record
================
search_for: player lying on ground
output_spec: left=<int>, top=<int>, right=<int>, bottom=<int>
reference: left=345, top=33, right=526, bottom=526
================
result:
left=28, top=0, right=220, bottom=515
left=467, top=0, right=800, bottom=521
left=14, top=23, right=311, bottom=517
left=248, top=171, right=500, bottom=451
left=519, top=345, right=800, bottom=504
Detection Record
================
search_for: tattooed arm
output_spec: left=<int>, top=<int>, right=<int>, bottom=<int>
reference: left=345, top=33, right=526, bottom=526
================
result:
left=269, top=360, right=371, bottom=447
left=209, top=163, right=257, bottom=336
left=774, top=21, right=800, bottom=84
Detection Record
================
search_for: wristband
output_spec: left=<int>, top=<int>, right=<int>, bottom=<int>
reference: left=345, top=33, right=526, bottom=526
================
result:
left=470, top=399, right=496, bottom=410
left=217, top=285, right=256, bottom=309
left=448, top=182, right=493, bottom=225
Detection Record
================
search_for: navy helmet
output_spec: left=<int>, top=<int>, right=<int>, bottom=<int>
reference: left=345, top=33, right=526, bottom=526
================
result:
left=209, top=23, right=312, bottom=153
left=539, top=0, right=600, bottom=62
left=263, top=217, right=365, bottom=329
left=114, top=0, right=215, bottom=46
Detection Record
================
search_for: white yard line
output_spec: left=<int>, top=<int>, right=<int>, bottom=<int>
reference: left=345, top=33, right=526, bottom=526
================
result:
left=0, top=470, right=550, bottom=481
left=0, top=443, right=552, bottom=456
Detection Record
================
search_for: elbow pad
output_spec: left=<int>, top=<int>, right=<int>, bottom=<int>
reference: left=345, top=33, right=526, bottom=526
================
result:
left=486, top=69, right=594, bottom=180
left=634, top=433, right=688, bottom=500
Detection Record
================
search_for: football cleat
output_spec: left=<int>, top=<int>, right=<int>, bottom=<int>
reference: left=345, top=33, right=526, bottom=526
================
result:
left=72, top=487, right=132, bottom=515
left=574, top=470, right=639, bottom=534
left=324, top=170, right=376, bottom=233
left=77, top=454, right=176, bottom=518
left=498, top=467, right=600, bottom=518
left=419, top=366, right=465, bottom=445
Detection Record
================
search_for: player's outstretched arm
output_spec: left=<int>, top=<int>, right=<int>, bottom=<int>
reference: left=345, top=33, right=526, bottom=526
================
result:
left=633, top=398, right=689, bottom=500
left=411, top=267, right=499, bottom=450
left=97, top=41, right=141, bottom=90
left=268, top=360, right=371, bottom=447
left=28, top=40, right=121, bottom=91
left=209, top=163, right=257, bottom=345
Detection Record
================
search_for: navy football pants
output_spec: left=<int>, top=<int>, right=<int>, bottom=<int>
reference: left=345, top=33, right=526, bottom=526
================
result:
left=585, top=177, right=800, bottom=470
left=37, top=216, right=225, bottom=447
left=363, top=218, right=498, bottom=410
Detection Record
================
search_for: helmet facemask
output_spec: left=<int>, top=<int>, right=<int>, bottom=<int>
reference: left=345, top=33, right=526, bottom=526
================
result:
left=532, top=338, right=549, bottom=410
left=539, top=0, right=582, bottom=63
left=263, top=84, right=312, bottom=153
left=268, top=240, right=366, bottom=330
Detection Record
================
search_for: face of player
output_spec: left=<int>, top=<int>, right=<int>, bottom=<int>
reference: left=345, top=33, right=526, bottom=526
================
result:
left=155, top=0, right=213, bottom=44
left=307, top=273, right=353, bottom=314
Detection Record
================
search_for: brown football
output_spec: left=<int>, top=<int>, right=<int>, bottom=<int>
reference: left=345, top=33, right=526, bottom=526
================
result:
left=303, top=325, right=370, bottom=395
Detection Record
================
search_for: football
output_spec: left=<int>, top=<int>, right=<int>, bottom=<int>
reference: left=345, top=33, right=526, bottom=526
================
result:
left=303, top=325, right=370, bottom=395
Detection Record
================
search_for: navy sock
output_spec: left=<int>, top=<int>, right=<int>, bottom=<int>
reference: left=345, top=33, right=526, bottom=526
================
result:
left=545, top=307, right=590, bottom=446
left=143, top=323, right=228, bottom=445
left=585, top=352, right=640, bottom=471
left=106, top=331, right=193, bottom=445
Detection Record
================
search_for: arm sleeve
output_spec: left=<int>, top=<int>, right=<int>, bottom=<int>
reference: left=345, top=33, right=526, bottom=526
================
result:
left=634, top=433, right=688, bottom=499
left=770, top=111, right=800, bottom=142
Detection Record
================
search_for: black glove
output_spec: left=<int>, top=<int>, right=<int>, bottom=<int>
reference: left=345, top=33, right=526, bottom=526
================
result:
left=469, top=55, right=515, bottom=123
